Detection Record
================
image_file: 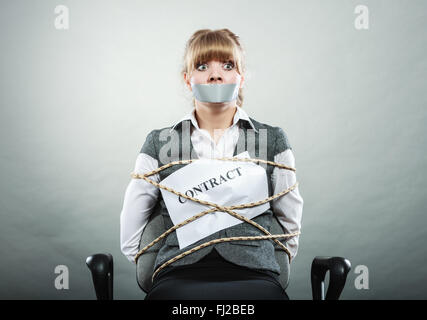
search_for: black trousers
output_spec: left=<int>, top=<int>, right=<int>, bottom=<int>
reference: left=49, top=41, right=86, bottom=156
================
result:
left=145, top=249, right=289, bottom=300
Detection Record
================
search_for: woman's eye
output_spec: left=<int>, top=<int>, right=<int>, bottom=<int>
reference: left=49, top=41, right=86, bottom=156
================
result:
left=224, top=62, right=234, bottom=70
left=197, top=63, right=208, bottom=71
left=196, top=62, right=234, bottom=71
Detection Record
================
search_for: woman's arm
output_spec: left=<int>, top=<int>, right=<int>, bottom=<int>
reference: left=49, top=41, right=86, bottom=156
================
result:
left=120, top=152, right=160, bottom=264
left=271, top=148, right=304, bottom=261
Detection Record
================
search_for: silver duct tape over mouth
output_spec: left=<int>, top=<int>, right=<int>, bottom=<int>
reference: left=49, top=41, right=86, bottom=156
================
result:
left=191, top=83, right=240, bottom=103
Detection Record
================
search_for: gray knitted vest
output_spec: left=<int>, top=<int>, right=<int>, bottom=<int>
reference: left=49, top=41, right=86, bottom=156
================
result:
left=140, top=116, right=292, bottom=276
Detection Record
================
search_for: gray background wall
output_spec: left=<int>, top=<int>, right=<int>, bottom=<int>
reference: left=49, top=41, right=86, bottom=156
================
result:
left=0, top=0, right=426, bottom=300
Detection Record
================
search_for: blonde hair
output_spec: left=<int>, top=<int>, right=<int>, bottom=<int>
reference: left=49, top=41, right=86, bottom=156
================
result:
left=181, top=28, right=246, bottom=107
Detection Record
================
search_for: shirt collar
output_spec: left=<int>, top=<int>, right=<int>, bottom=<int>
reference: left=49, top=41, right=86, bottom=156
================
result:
left=169, top=105, right=258, bottom=133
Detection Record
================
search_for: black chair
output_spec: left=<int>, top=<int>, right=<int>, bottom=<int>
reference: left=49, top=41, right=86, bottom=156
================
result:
left=86, top=213, right=351, bottom=300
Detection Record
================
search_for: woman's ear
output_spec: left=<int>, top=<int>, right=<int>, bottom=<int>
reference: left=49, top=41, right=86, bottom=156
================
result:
left=239, top=75, right=245, bottom=89
left=183, top=72, right=192, bottom=91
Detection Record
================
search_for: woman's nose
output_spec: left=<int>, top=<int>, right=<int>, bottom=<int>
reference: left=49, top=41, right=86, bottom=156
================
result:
left=207, top=62, right=224, bottom=83
left=209, top=75, right=222, bottom=83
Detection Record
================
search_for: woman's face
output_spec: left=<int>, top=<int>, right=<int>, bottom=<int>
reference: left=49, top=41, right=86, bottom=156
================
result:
left=184, top=59, right=244, bottom=91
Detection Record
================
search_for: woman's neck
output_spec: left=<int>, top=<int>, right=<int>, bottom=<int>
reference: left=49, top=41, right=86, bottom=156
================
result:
left=194, top=103, right=237, bottom=143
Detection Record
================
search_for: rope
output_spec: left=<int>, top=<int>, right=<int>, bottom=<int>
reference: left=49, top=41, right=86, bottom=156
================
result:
left=131, top=156, right=301, bottom=282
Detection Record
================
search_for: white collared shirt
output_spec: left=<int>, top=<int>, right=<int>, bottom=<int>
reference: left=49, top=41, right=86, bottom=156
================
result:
left=169, top=105, right=258, bottom=160
left=120, top=106, right=304, bottom=264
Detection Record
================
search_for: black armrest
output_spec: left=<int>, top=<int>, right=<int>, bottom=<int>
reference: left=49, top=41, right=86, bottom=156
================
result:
left=86, top=253, right=114, bottom=300
left=311, top=256, right=351, bottom=300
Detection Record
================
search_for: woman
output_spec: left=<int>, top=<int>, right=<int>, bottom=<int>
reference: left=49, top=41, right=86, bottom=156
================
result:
left=120, top=28, right=304, bottom=300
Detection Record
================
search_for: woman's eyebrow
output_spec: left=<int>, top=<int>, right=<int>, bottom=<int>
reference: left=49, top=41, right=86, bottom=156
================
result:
left=196, top=59, right=233, bottom=66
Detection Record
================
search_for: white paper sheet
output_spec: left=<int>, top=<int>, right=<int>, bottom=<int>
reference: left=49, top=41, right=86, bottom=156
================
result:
left=159, top=151, right=270, bottom=249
